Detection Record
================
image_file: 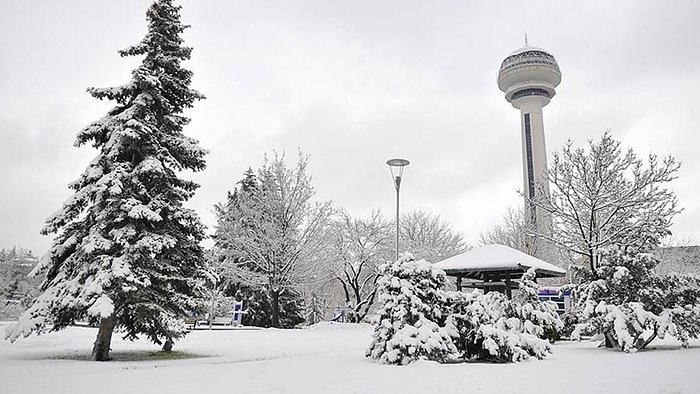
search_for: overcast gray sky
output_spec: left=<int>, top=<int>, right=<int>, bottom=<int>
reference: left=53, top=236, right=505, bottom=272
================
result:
left=1, top=0, right=699, bottom=254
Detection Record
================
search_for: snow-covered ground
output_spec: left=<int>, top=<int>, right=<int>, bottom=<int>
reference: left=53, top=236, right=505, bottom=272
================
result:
left=1, top=321, right=698, bottom=393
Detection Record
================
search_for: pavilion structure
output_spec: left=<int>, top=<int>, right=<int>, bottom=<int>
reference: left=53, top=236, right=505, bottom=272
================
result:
left=433, top=244, right=566, bottom=299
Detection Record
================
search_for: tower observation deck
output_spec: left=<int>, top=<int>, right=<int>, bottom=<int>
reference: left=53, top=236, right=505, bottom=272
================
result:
left=497, top=42, right=561, bottom=235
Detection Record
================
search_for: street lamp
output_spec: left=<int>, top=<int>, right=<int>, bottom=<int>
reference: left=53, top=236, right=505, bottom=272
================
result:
left=386, top=158, right=410, bottom=261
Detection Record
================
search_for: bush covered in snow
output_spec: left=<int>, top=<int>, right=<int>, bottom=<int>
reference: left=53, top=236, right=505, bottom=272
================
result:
left=511, top=268, right=564, bottom=342
left=365, top=253, right=457, bottom=365
left=367, top=259, right=563, bottom=364
left=559, top=309, right=584, bottom=339
left=443, top=269, right=560, bottom=363
left=444, top=290, right=553, bottom=362
left=572, top=248, right=700, bottom=352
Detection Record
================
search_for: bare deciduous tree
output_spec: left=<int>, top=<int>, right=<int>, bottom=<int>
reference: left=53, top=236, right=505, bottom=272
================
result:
left=330, top=210, right=392, bottom=322
left=327, top=209, right=467, bottom=322
left=534, top=131, right=680, bottom=278
left=479, top=207, right=539, bottom=256
left=215, top=152, right=334, bottom=327
left=400, top=210, right=468, bottom=263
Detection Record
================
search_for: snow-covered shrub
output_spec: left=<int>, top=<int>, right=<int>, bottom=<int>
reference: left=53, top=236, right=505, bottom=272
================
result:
left=366, top=253, right=456, bottom=365
left=510, top=268, right=564, bottom=342
left=659, top=274, right=700, bottom=344
left=572, top=248, right=700, bottom=352
left=443, top=290, right=499, bottom=360
left=305, top=291, right=325, bottom=325
left=559, top=310, right=584, bottom=339
left=367, top=259, right=561, bottom=364
left=444, top=287, right=555, bottom=363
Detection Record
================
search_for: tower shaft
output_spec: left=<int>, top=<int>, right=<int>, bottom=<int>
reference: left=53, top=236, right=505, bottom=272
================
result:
left=517, top=98, right=551, bottom=233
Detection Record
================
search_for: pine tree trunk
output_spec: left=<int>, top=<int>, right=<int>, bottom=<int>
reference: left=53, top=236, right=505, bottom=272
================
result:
left=271, top=289, right=280, bottom=328
left=640, top=330, right=657, bottom=349
left=91, top=315, right=116, bottom=361
left=162, top=339, right=174, bottom=352
left=603, top=330, right=619, bottom=349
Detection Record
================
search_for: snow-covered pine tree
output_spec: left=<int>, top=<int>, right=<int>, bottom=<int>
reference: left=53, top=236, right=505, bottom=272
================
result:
left=367, top=261, right=559, bottom=364
left=510, top=268, right=564, bottom=341
left=366, top=253, right=456, bottom=365
left=443, top=287, right=554, bottom=363
left=4, top=0, right=209, bottom=361
left=572, top=247, right=700, bottom=352
left=305, top=291, right=325, bottom=325
left=229, top=285, right=304, bottom=328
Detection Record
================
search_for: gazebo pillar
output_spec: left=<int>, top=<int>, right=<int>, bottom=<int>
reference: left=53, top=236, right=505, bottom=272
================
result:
left=505, top=275, right=512, bottom=299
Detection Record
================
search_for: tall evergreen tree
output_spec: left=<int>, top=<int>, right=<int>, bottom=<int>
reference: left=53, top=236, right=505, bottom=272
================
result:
left=4, top=0, right=209, bottom=361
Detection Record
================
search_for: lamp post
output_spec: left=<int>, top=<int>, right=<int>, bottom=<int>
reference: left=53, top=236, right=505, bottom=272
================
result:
left=386, top=158, right=410, bottom=261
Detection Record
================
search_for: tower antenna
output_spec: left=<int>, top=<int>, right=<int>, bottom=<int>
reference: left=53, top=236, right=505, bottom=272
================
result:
left=524, top=32, right=529, bottom=46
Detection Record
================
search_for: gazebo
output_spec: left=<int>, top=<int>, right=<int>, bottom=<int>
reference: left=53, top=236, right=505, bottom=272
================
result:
left=433, top=244, right=566, bottom=299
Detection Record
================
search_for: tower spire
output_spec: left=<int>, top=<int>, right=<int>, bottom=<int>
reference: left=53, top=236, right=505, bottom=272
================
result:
left=524, top=32, right=529, bottom=47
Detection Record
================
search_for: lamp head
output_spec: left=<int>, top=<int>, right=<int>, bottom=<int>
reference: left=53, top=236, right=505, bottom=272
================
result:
left=386, top=158, right=410, bottom=190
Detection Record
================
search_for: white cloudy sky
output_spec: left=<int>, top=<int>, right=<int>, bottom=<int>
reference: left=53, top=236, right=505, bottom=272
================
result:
left=1, top=0, right=699, bottom=254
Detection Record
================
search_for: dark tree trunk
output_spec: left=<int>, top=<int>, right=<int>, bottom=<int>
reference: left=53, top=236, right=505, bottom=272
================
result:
left=640, top=330, right=657, bottom=350
left=356, top=288, right=378, bottom=323
left=603, top=330, right=619, bottom=349
left=270, top=289, right=280, bottom=328
left=162, top=339, right=174, bottom=352
left=91, top=315, right=116, bottom=361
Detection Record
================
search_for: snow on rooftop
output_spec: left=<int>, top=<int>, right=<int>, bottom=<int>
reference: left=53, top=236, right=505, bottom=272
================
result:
left=432, top=244, right=566, bottom=277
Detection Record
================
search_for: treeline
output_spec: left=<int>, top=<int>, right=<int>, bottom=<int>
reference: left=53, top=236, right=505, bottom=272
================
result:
left=208, top=152, right=467, bottom=328
left=0, top=247, right=37, bottom=263
left=0, top=247, right=41, bottom=319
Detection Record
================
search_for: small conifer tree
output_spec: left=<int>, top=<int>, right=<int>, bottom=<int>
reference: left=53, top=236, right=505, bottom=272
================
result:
left=306, top=292, right=325, bottom=325
left=444, top=288, right=556, bottom=363
left=368, top=263, right=560, bottom=364
left=510, top=268, right=564, bottom=341
left=573, top=248, right=700, bottom=352
left=366, top=253, right=456, bottom=365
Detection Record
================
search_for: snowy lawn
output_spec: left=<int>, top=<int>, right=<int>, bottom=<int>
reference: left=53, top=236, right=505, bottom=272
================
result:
left=1, top=321, right=698, bottom=394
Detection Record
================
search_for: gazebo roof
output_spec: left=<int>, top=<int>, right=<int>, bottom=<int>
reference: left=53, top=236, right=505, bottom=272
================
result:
left=433, top=244, right=566, bottom=279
